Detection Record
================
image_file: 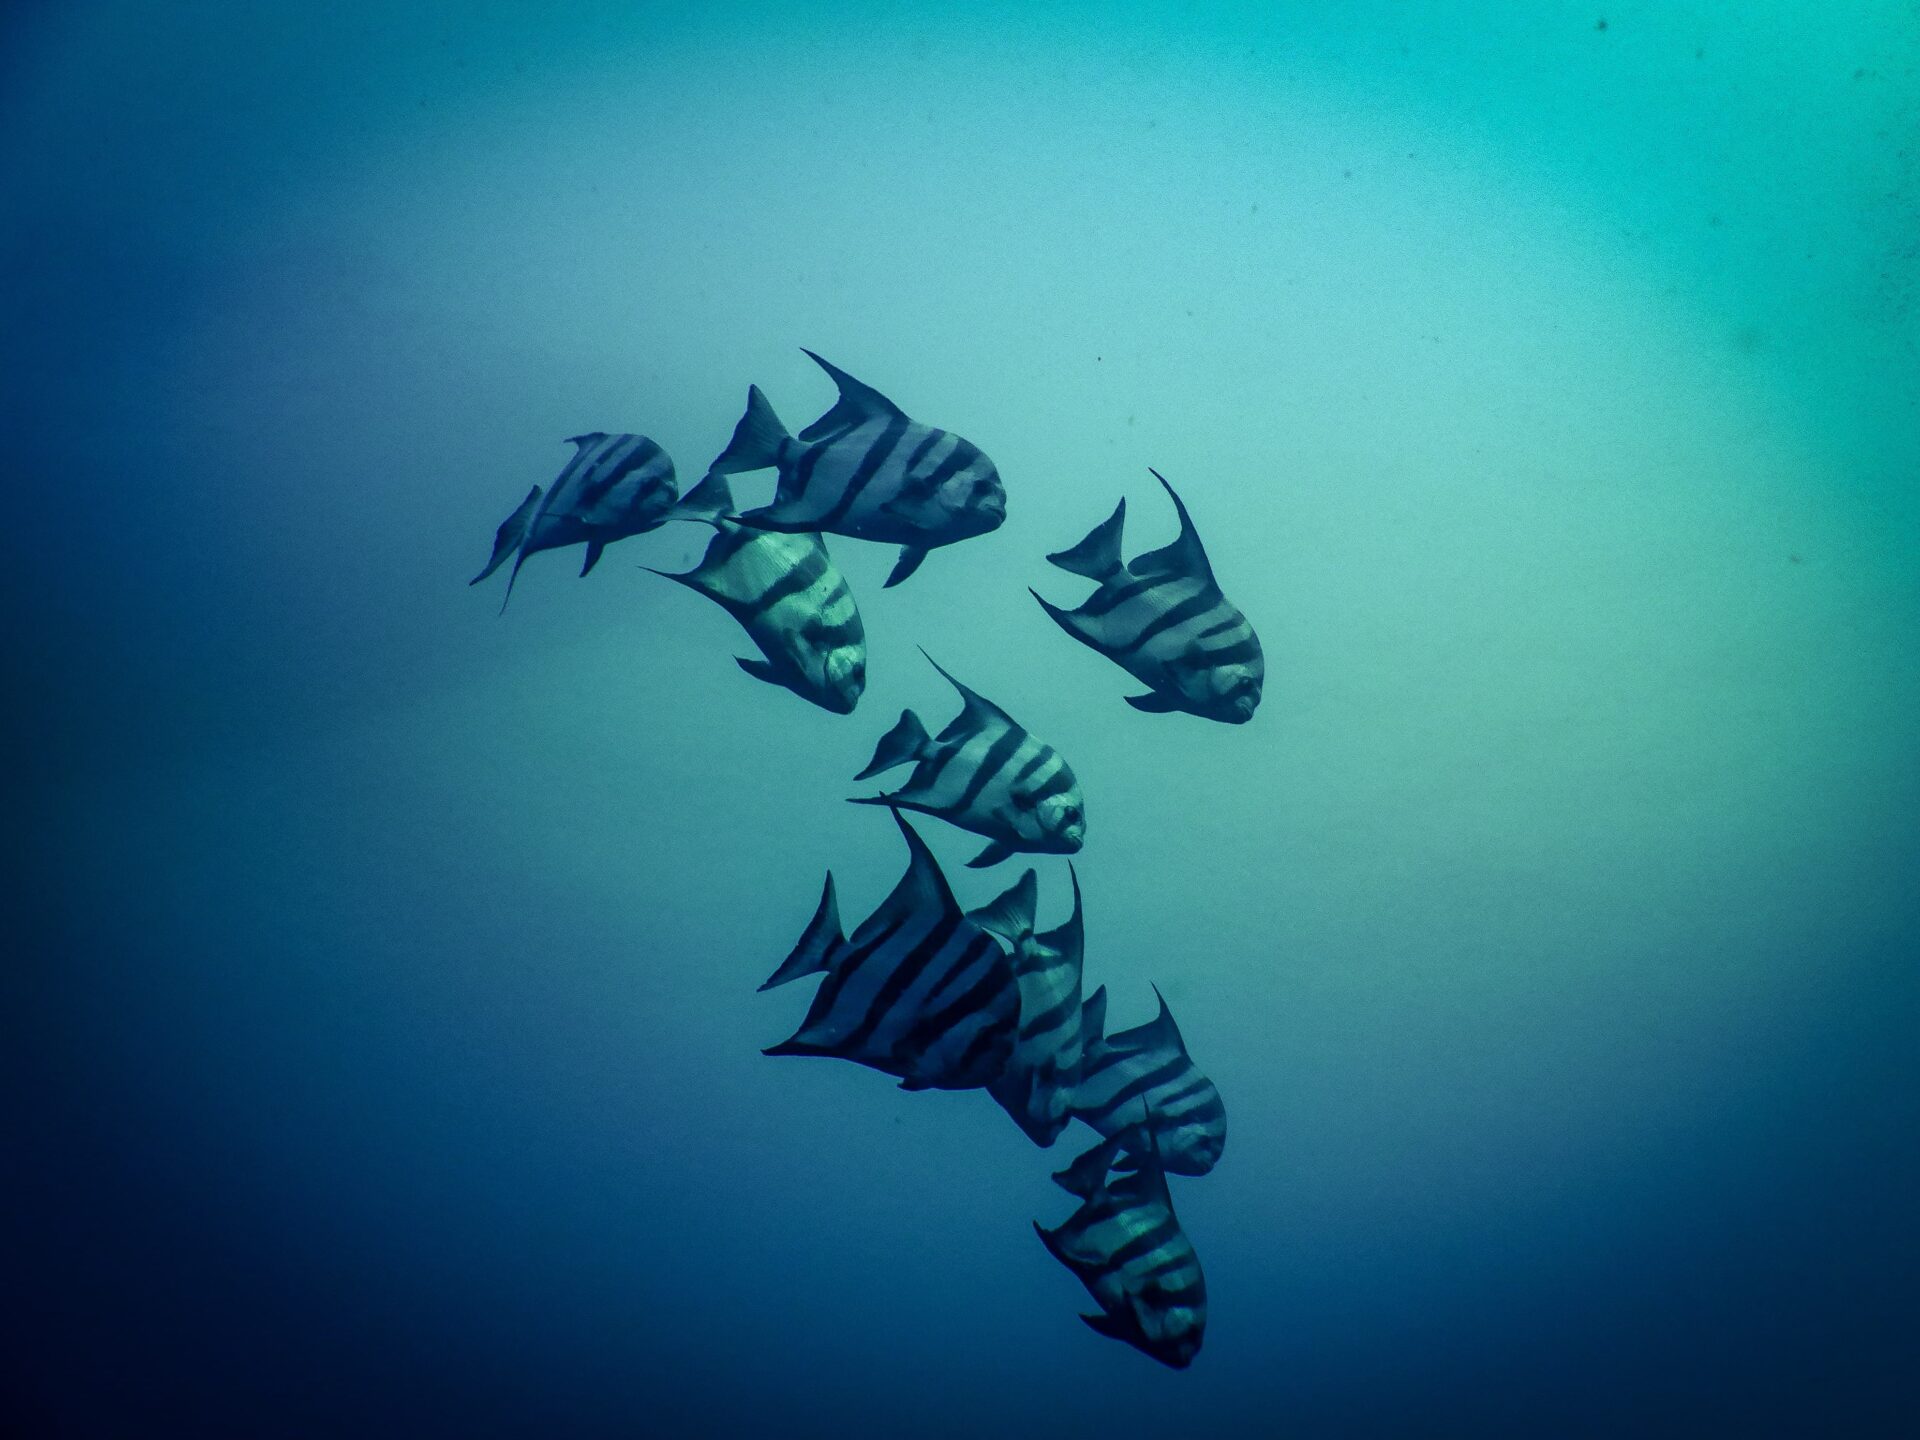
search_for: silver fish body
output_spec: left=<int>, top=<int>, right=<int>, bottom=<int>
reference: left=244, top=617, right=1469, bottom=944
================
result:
left=1033, top=470, right=1262, bottom=722
left=472, top=432, right=679, bottom=606
left=1069, top=986, right=1226, bottom=1177
left=761, top=809, right=1020, bottom=1092
left=851, top=651, right=1084, bottom=868
left=1037, top=1123, right=1207, bottom=1369
left=706, top=351, right=1005, bottom=588
left=648, top=475, right=865, bottom=714
left=967, top=867, right=1088, bottom=1147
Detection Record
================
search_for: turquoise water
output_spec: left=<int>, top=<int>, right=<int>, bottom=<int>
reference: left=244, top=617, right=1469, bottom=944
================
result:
left=10, top=2, right=1917, bottom=1433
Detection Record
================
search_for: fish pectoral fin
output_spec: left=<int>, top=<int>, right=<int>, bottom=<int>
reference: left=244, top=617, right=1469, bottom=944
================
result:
left=735, top=656, right=780, bottom=685
left=1124, top=690, right=1182, bottom=714
left=883, top=545, right=930, bottom=588
left=965, top=838, right=1018, bottom=869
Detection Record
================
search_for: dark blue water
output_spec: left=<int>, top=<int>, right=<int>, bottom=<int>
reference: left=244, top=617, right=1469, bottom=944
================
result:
left=10, top=3, right=1918, bottom=1435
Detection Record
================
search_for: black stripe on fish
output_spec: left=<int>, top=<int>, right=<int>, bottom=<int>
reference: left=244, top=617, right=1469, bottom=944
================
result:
left=819, top=414, right=910, bottom=530
left=738, top=544, right=829, bottom=619
left=765, top=811, right=1017, bottom=1090
left=953, top=726, right=1028, bottom=812
left=1126, top=588, right=1224, bottom=652
left=1035, top=1125, right=1207, bottom=1369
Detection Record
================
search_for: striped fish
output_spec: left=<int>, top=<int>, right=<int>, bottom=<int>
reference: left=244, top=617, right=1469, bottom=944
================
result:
left=966, top=866, right=1088, bottom=1147
left=850, top=652, right=1084, bottom=869
left=1070, top=985, right=1226, bottom=1177
left=471, top=432, right=679, bottom=609
left=705, top=350, right=1006, bottom=588
left=760, top=808, right=1019, bottom=1092
left=1036, top=1119, right=1208, bottom=1369
left=1031, top=470, right=1262, bottom=723
left=645, top=475, right=865, bottom=714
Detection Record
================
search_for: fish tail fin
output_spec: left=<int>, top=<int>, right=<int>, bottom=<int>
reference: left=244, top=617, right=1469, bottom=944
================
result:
left=674, top=472, right=735, bottom=525
left=760, top=875, right=846, bottom=991
left=853, top=709, right=930, bottom=781
left=471, top=485, right=542, bottom=585
left=1053, top=1132, right=1124, bottom=1197
left=1046, top=499, right=1127, bottom=582
left=708, top=384, right=791, bottom=477
left=966, top=868, right=1038, bottom=947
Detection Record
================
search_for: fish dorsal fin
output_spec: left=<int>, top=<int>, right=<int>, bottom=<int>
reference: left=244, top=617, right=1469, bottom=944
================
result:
left=1108, top=985, right=1188, bottom=1057
left=877, top=808, right=961, bottom=921
left=919, top=648, right=1016, bottom=734
left=966, top=868, right=1038, bottom=946
left=1128, top=470, right=1215, bottom=584
left=1148, top=984, right=1189, bottom=1054
left=796, top=349, right=905, bottom=440
left=1039, top=862, right=1085, bottom=980
left=563, top=432, right=608, bottom=449
left=1079, top=984, right=1109, bottom=1049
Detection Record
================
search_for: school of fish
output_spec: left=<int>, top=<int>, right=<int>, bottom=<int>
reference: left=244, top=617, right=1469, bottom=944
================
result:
left=471, top=350, right=1263, bottom=1368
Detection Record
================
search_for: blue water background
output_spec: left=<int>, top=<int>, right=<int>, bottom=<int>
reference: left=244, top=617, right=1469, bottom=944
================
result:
left=8, top=3, right=1917, bottom=1435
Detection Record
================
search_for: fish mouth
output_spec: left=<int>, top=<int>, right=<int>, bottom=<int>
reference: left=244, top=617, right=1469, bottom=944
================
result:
left=1230, top=694, right=1258, bottom=722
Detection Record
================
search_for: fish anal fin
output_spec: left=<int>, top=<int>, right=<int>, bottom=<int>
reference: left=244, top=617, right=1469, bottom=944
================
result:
left=1124, top=690, right=1182, bottom=714
left=760, top=875, right=845, bottom=990
left=1079, top=1310, right=1129, bottom=1342
left=762, top=1036, right=837, bottom=1059
left=883, top=545, right=930, bottom=588
left=965, top=838, right=1017, bottom=869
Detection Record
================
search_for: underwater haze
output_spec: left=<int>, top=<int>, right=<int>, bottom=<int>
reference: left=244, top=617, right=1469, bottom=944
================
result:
left=9, top=1, right=1919, bottom=1434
